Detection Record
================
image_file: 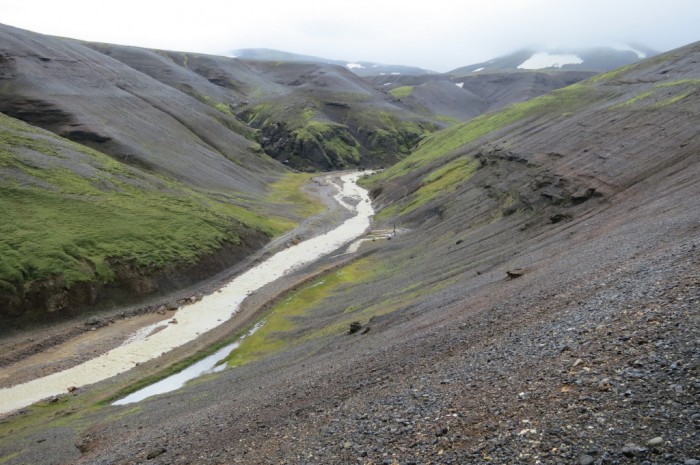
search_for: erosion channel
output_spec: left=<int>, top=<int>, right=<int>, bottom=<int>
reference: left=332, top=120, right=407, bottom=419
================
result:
left=0, top=171, right=374, bottom=415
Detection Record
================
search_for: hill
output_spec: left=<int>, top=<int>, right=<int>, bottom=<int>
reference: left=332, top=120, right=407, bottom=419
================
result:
left=449, top=44, right=658, bottom=74
left=0, top=25, right=322, bottom=324
left=85, top=43, right=438, bottom=171
left=232, top=47, right=436, bottom=76
left=1, top=40, right=697, bottom=465
left=369, top=69, right=595, bottom=121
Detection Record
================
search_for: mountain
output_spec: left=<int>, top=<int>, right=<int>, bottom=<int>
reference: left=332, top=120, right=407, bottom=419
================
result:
left=449, top=44, right=658, bottom=74
left=88, top=43, right=438, bottom=171
left=0, top=25, right=313, bottom=323
left=232, top=47, right=436, bottom=76
left=4, top=40, right=697, bottom=464
left=369, top=69, right=595, bottom=121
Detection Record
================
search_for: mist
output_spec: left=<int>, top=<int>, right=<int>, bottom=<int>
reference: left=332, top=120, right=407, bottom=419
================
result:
left=2, top=0, right=699, bottom=71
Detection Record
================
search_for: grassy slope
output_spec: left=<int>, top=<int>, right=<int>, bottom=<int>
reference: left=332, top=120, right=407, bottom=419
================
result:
left=0, top=113, right=319, bottom=298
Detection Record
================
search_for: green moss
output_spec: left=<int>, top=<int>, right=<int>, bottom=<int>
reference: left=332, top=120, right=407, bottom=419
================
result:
left=613, top=79, right=700, bottom=109
left=0, top=113, right=319, bottom=294
left=300, top=106, right=316, bottom=121
left=224, top=258, right=375, bottom=367
left=294, top=121, right=362, bottom=164
left=389, top=86, right=414, bottom=99
left=433, top=115, right=462, bottom=126
left=264, top=172, right=326, bottom=218
left=376, top=156, right=479, bottom=221
left=214, top=102, right=234, bottom=117
left=0, top=451, right=22, bottom=464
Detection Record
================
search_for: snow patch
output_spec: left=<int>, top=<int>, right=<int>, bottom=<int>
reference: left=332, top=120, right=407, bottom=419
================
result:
left=613, top=45, right=646, bottom=59
left=517, top=52, right=583, bottom=69
left=391, top=72, right=401, bottom=75
left=383, top=82, right=392, bottom=86
left=473, top=67, right=484, bottom=72
left=455, top=82, right=464, bottom=88
left=346, top=63, right=365, bottom=69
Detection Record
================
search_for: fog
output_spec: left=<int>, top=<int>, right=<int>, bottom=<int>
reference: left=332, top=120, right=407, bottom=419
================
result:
left=2, top=0, right=699, bottom=71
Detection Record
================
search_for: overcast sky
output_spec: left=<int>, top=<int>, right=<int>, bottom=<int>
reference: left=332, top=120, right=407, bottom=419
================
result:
left=2, top=0, right=699, bottom=71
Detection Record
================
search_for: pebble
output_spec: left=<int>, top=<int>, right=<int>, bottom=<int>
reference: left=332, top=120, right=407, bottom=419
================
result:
left=647, top=436, right=663, bottom=447
left=580, top=454, right=595, bottom=465
left=684, top=460, right=699, bottom=465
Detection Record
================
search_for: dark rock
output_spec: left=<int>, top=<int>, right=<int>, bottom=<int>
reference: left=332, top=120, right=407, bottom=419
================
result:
left=166, top=302, right=179, bottom=311
left=571, top=187, right=598, bottom=204
left=622, top=443, right=646, bottom=457
left=146, top=447, right=166, bottom=460
left=349, top=322, right=362, bottom=334
left=506, top=269, right=525, bottom=279
left=550, top=213, right=572, bottom=224
left=84, top=316, right=99, bottom=326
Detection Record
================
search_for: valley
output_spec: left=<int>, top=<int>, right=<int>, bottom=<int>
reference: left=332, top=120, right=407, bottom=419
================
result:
left=0, top=23, right=698, bottom=465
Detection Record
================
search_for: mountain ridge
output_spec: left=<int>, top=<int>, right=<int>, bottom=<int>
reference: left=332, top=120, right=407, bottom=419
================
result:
left=231, top=47, right=437, bottom=76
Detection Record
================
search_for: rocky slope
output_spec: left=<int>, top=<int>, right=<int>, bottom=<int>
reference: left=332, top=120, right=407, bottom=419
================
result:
left=0, top=40, right=697, bottom=465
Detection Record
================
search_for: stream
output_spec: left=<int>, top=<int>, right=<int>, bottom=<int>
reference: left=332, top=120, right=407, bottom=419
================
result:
left=0, top=172, right=374, bottom=415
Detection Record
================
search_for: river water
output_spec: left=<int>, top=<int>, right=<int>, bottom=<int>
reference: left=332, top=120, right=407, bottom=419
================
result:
left=0, top=172, right=374, bottom=415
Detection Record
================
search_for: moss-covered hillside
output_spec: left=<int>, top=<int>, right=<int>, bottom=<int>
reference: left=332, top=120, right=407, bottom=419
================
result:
left=0, top=112, right=318, bottom=324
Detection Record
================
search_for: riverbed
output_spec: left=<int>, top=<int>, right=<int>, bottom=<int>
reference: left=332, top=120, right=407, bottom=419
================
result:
left=0, top=172, right=374, bottom=415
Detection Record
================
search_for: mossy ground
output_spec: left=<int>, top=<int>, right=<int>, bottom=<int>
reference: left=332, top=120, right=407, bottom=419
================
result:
left=389, top=86, right=414, bottom=99
left=223, top=257, right=377, bottom=367
left=375, top=156, right=479, bottom=221
left=0, top=113, right=321, bottom=295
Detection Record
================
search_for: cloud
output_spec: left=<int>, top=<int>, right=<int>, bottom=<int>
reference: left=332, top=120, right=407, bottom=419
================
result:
left=1, top=0, right=699, bottom=71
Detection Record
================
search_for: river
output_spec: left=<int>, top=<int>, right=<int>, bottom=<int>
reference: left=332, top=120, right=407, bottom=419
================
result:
left=0, top=172, right=374, bottom=415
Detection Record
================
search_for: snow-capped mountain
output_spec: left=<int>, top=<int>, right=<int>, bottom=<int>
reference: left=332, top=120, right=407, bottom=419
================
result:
left=449, top=44, right=657, bottom=74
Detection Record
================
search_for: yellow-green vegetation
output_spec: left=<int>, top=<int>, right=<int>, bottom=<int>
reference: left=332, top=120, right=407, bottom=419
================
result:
left=214, top=102, right=234, bottom=117
left=375, top=156, right=479, bottom=221
left=293, top=121, right=362, bottom=164
left=365, top=82, right=595, bottom=185
left=0, top=451, right=22, bottom=464
left=389, top=86, right=414, bottom=99
left=300, top=106, right=316, bottom=121
left=224, top=258, right=376, bottom=367
left=588, top=63, right=635, bottom=82
left=0, top=392, right=91, bottom=443
left=614, top=79, right=700, bottom=109
left=433, top=115, right=462, bottom=126
left=264, top=172, right=326, bottom=218
left=0, top=113, right=313, bottom=295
